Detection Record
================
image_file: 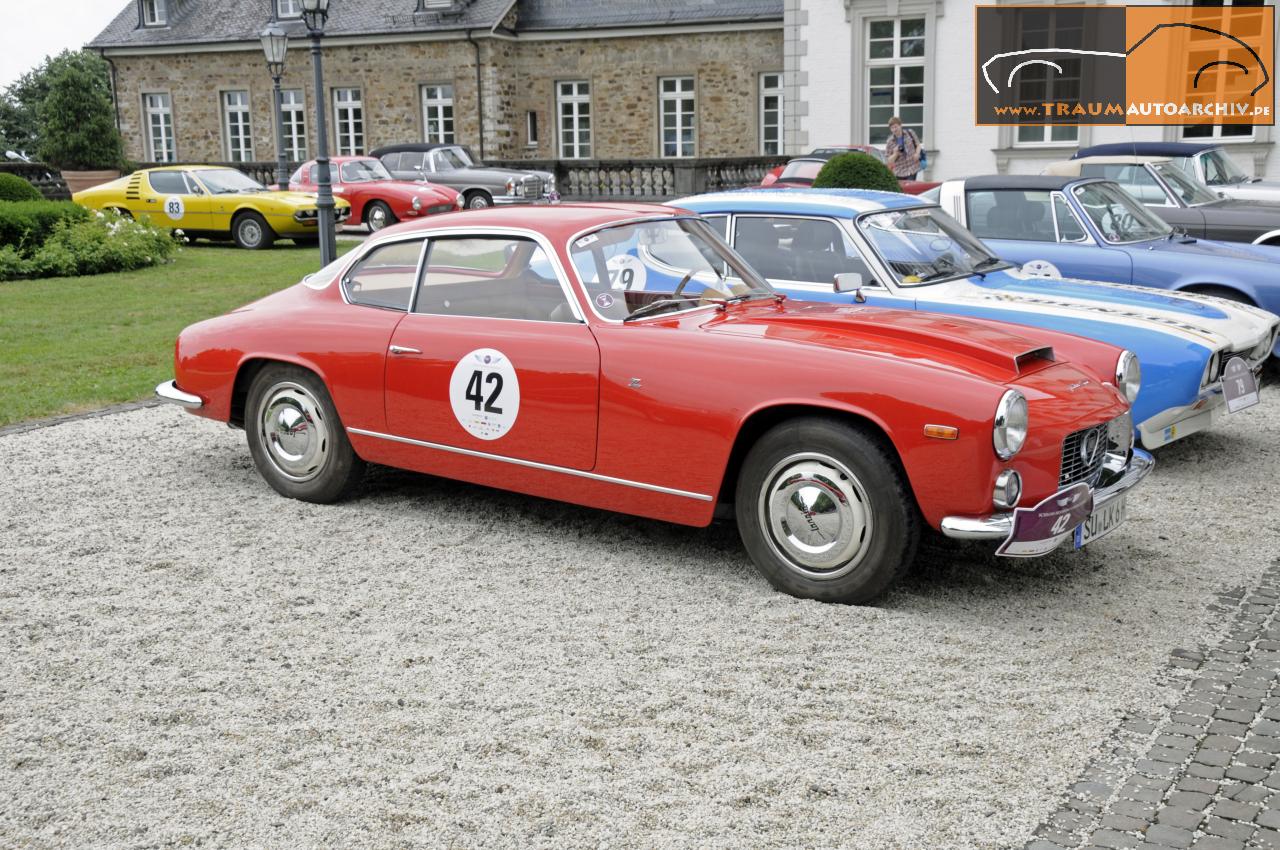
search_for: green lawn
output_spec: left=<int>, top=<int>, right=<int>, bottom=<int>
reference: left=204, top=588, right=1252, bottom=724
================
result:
left=0, top=242, right=356, bottom=427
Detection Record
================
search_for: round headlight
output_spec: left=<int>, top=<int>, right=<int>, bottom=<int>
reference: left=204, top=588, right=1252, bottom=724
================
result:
left=993, top=469, right=1023, bottom=509
left=1115, top=350, right=1141, bottom=403
left=1204, top=350, right=1222, bottom=387
left=412, top=195, right=422, bottom=211
left=993, top=389, right=1028, bottom=460
left=505, top=178, right=518, bottom=196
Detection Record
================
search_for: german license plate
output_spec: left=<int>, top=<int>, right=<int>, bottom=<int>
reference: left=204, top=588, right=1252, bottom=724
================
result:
left=1075, top=495, right=1126, bottom=549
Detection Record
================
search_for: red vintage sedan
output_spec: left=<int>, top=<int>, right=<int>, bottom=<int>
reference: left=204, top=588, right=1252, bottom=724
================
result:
left=156, top=204, right=1151, bottom=604
left=289, top=156, right=462, bottom=232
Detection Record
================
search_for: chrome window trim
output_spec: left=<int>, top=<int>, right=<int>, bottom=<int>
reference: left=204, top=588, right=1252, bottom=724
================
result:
left=339, top=234, right=429, bottom=312
left=1050, top=191, right=1094, bottom=245
left=726, top=212, right=890, bottom=291
left=346, top=426, right=713, bottom=502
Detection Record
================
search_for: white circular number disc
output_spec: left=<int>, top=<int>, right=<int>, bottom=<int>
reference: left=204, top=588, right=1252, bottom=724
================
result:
left=606, top=254, right=647, bottom=291
left=449, top=349, right=520, bottom=440
left=1020, top=259, right=1061, bottom=279
left=163, top=195, right=185, bottom=221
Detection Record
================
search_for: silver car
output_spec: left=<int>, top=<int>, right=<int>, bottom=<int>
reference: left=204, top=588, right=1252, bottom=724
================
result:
left=371, top=143, right=556, bottom=209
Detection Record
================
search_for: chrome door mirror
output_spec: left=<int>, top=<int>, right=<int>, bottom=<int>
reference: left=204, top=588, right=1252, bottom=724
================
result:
left=834, top=272, right=863, bottom=293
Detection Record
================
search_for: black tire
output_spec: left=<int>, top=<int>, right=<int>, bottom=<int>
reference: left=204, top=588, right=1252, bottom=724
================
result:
left=734, top=417, right=919, bottom=604
left=232, top=211, right=276, bottom=250
left=464, top=190, right=492, bottom=210
left=364, top=200, right=397, bottom=231
left=106, top=206, right=133, bottom=220
left=245, top=364, right=364, bottom=503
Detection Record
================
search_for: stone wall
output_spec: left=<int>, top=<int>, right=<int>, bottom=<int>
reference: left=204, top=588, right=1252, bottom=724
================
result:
left=108, top=28, right=783, bottom=164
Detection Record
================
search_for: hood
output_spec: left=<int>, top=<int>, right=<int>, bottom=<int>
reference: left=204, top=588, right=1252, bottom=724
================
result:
left=957, top=268, right=1278, bottom=354
left=451, top=166, right=553, bottom=182
left=1218, top=180, right=1280, bottom=203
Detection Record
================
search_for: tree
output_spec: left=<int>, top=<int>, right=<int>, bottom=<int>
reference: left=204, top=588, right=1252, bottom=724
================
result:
left=0, top=51, right=116, bottom=159
left=812, top=152, right=902, bottom=193
left=37, top=60, right=124, bottom=170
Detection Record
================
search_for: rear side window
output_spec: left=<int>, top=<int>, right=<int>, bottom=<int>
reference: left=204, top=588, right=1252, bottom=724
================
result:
left=966, top=190, right=1057, bottom=242
left=414, top=236, right=575, bottom=322
left=732, top=215, right=875, bottom=284
left=148, top=171, right=190, bottom=194
left=342, top=239, right=425, bottom=311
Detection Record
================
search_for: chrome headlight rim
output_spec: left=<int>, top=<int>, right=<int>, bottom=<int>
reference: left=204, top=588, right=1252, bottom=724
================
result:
left=1203, top=350, right=1223, bottom=388
left=993, top=469, right=1023, bottom=510
left=1115, top=349, right=1141, bottom=403
left=993, top=389, right=1029, bottom=460
left=412, top=195, right=422, bottom=211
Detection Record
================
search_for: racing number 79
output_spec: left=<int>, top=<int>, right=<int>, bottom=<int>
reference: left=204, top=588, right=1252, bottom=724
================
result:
left=465, top=369, right=503, bottom=414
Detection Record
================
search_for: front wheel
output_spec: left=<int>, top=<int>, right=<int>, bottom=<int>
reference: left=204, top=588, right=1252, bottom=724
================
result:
left=245, top=364, right=364, bottom=503
left=233, top=211, right=276, bottom=250
left=365, top=200, right=397, bottom=232
left=464, top=191, right=492, bottom=210
left=735, top=417, right=919, bottom=604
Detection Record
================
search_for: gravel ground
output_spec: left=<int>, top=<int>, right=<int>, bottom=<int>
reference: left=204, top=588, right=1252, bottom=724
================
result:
left=2, top=377, right=1278, bottom=850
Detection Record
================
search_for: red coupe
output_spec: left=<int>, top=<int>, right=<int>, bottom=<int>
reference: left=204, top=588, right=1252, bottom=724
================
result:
left=762, top=147, right=940, bottom=195
left=289, top=156, right=462, bottom=232
left=156, top=204, right=1151, bottom=604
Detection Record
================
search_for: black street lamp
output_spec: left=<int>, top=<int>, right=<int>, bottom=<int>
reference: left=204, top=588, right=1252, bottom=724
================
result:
left=301, top=0, right=335, bottom=265
left=259, top=23, right=290, bottom=191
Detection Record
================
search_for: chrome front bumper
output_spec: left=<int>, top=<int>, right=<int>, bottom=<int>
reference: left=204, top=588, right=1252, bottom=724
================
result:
left=155, top=380, right=203, bottom=409
left=938, top=448, right=1156, bottom=541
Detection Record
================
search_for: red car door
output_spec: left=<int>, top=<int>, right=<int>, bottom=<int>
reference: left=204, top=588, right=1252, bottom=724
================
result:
left=384, top=234, right=600, bottom=471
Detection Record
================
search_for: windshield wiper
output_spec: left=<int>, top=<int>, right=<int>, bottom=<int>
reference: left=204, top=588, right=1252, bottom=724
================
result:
left=622, top=296, right=701, bottom=322
left=971, top=256, right=1006, bottom=278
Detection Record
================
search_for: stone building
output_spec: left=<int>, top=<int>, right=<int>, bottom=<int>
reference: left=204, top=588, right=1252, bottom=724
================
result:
left=89, top=0, right=785, bottom=165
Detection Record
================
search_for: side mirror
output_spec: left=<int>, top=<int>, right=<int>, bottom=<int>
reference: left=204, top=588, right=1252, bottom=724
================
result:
left=834, top=273, right=867, bottom=303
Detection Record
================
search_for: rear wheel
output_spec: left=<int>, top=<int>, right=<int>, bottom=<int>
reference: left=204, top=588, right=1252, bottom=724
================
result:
left=365, top=200, right=397, bottom=232
left=464, top=190, right=492, bottom=210
left=735, top=417, right=919, bottom=604
left=106, top=206, right=133, bottom=220
left=245, top=364, right=364, bottom=503
left=232, top=211, right=275, bottom=250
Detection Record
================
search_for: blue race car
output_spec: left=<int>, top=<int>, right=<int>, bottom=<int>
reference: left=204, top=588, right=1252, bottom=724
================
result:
left=673, top=188, right=1279, bottom=449
left=931, top=175, right=1280, bottom=345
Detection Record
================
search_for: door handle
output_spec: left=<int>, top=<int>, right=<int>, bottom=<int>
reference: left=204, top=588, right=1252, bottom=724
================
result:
left=389, top=345, right=422, bottom=355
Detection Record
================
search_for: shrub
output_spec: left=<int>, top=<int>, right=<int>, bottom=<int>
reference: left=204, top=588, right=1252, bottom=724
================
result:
left=0, top=200, right=89, bottom=252
left=2, top=50, right=116, bottom=160
left=812, top=152, right=902, bottom=192
left=2, top=212, right=177, bottom=280
left=37, top=60, right=124, bottom=170
left=0, top=173, right=41, bottom=202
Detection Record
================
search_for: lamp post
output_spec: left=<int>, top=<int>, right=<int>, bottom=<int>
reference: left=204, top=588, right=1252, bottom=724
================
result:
left=259, top=24, right=290, bottom=191
left=301, top=0, right=335, bottom=265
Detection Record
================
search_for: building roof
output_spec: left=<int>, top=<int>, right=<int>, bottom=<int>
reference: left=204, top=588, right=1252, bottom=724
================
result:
left=671, top=188, right=928, bottom=217
left=88, top=0, right=782, bottom=49
left=1073, top=142, right=1216, bottom=160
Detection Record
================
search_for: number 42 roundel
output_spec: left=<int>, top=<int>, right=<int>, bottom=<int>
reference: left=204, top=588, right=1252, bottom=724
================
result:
left=448, top=348, right=521, bottom=440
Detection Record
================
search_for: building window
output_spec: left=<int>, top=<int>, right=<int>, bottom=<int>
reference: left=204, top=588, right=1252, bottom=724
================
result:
left=222, top=90, right=254, bottom=162
left=280, top=89, right=307, bottom=161
left=759, top=72, right=784, bottom=155
left=141, top=0, right=167, bottom=26
left=143, top=93, right=175, bottom=162
left=276, top=0, right=301, bottom=18
left=866, top=18, right=925, bottom=145
left=557, top=81, right=592, bottom=159
left=1013, top=9, right=1080, bottom=146
left=420, top=84, right=454, bottom=144
left=334, top=88, right=365, bottom=155
left=526, top=111, right=539, bottom=147
left=659, top=76, right=696, bottom=158
left=1182, top=0, right=1263, bottom=141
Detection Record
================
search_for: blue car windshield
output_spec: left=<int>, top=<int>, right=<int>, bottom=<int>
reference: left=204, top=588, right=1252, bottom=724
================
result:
left=1072, top=182, right=1171, bottom=243
left=855, top=206, right=1006, bottom=286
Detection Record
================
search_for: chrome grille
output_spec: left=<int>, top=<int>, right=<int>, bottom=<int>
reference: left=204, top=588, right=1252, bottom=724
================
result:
left=520, top=177, right=543, bottom=198
left=1059, top=422, right=1109, bottom=488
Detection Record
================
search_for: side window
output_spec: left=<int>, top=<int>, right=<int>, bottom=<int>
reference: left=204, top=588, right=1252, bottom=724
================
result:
left=147, top=171, right=189, bottom=194
left=308, top=165, right=320, bottom=184
left=968, top=190, right=1056, bottom=242
left=289, top=165, right=307, bottom=185
left=1052, top=193, right=1087, bottom=242
left=414, top=236, right=575, bottom=322
left=342, top=239, right=424, bottom=311
left=733, top=216, right=875, bottom=285
left=380, top=153, right=402, bottom=171
left=700, top=214, right=729, bottom=240
left=430, top=151, right=452, bottom=172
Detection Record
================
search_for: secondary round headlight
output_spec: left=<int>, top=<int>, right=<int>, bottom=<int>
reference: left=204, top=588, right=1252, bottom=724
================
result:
left=412, top=195, right=422, bottom=211
left=1203, top=350, right=1222, bottom=387
left=1115, top=350, right=1141, bottom=403
left=993, top=389, right=1028, bottom=460
left=993, top=469, right=1023, bottom=510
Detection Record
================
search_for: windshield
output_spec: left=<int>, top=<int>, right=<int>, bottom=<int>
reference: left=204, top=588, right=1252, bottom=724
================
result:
left=192, top=168, right=266, bottom=194
left=779, top=160, right=824, bottom=183
left=1153, top=161, right=1219, bottom=206
left=855, top=206, right=1005, bottom=285
left=1199, top=149, right=1251, bottom=186
left=340, top=159, right=392, bottom=182
left=569, top=218, right=773, bottom=321
left=1073, top=182, right=1172, bottom=243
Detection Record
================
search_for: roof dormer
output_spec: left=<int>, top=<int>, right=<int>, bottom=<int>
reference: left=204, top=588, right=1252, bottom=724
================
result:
left=140, top=0, right=168, bottom=27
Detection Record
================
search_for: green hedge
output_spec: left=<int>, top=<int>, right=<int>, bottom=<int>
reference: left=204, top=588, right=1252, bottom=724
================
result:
left=0, top=200, right=90, bottom=253
left=812, top=152, right=902, bottom=192
left=0, top=173, right=42, bottom=203
left=0, top=210, right=178, bottom=280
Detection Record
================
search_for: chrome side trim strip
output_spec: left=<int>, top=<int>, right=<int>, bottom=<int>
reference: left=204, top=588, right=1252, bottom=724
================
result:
left=155, top=380, right=203, bottom=409
left=346, top=427, right=715, bottom=502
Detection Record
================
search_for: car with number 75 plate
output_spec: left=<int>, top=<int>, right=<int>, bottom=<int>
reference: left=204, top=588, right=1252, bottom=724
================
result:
left=155, top=204, right=1151, bottom=604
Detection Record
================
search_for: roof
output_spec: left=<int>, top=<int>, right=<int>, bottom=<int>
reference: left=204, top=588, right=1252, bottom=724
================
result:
left=516, top=0, right=782, bottom=30
left=671, top=188, right=928, bottom=217
left=370, top=143, right=463, bottom=156
left=370, top=201, right=684, bottom=239
left=1073, top=142, right=1216, bottom=160
left=962, top=175, right=1083, bottom=192
left=88, top=0, right=782, bottom=49
left=1044, top=156, right=1173, bottom=177
left=89, top=0, right=516, bottom=49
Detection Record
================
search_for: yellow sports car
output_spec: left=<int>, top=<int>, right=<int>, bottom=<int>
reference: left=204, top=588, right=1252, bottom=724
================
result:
left=73, top=165, right=352, bottom=249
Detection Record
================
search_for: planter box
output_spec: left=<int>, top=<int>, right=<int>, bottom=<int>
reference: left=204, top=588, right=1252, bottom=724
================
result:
left=61, top=169, right=121, bottom=195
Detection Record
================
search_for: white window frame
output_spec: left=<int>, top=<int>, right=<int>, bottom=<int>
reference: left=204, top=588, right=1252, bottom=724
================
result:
left=556, top=80, right=592, bottom=160
left=759, top=72, right=784, bottom=155
left=1011, top=12, right=1081, bottom=147
left=1181, top=0, right=1261, bottom=142
left=420, top=84, right=455, bottom=144
left=526, top=111, right=539, bottom=148
left=143, top=92, right=175, bottom=163
left=659, top=76, right=696, bottom=159
left=276, top=0, right=302, bottom=18
left=333, top=88, right=365, bottom=156
left=141, top=0, right=167, bottom=26
left=280, top=89, right=307, bottom=162
left=221, top=90, right=254, bottom=162
left=865, top=17, right=926, bottom=146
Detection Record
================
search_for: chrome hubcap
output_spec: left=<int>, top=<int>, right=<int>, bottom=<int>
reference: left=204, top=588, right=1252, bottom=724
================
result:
left=240, top=220, right=262, bottom=246
left=758, top=453, right=873, bottom=580
left=369, top=206, right=388, bottom=229
left=468, top=195, right=490, bottom=209
left=258, top=382, right=329, bottom=482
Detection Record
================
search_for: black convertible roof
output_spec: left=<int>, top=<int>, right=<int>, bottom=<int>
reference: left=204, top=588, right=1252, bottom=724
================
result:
left=370, top=143, right=465, bottom=156
left=963, top=175, right=1083, bottom=191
